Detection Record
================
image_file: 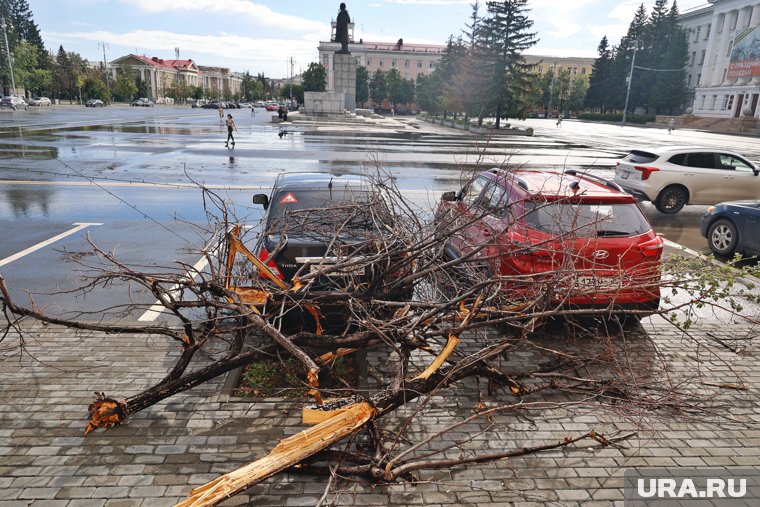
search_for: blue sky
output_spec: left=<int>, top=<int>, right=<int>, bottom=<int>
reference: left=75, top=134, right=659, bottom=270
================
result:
left=34, top=0, right=708, bottom=77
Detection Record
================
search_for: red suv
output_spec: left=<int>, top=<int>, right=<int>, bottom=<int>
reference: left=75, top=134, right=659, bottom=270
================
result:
left=436, top=169, right=663, bottom=314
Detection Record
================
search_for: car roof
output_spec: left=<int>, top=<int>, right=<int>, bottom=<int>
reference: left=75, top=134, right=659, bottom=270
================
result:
left=633, top=146, right=748, bottom=156
left=488, top=168, right=635, bottom=203
left=273, top=172, right=370, bottom=192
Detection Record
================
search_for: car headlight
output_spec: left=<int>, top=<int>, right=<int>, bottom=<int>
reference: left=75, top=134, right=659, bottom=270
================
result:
left=706, top=206, right=716, bottom=214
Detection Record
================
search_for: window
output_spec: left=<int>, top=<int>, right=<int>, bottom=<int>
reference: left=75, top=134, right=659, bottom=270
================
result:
left=695, top=26, right=701, bottom=42
left=697, top=73, right=701, bottom=85
left=699, top=95, right=705, bottom=108
left=686, top=153, right=717, bottom=169
left=366, top=58, right=372, bottom=66
left=404, top=60, right=410, bottom=68
left=668, top=154, right=687, bottom=166
left=688, top=74, right=692, bottom=87
left=379, top=60, right=384, bottom=67
left=730, top=14, right=737, bottom=31
left=581, top=67, right=586, bottom=75
left=538, top=66, right=543, bottom=73
left=705, top=23, right=711, bottom=39
left=723, top=68, right=727, bottom=82
left=723, top=94, right=732, bottom=109
left=461, top=177, right=490, bottom=206
left=391, top=60, right=397, bottom=67
left=699, top=50, right=705, bottom=65
left=477, top=183, right=510, bottom=217
left=429, top=61, right=435, bottom=69
left=718, top=154, right=754, bottom=172
left=711, top=95, right=718, bottom=109
left=690, top=51, right=696, bottom=66
left=417, top=61, right=422, bottom=68
left=727, top=40, right=733, bottom=57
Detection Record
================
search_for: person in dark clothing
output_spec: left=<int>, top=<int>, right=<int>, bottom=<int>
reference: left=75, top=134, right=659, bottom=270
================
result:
left=335, top=3, right=350, bottom=53
left=225, top=114, right=237, bottom=148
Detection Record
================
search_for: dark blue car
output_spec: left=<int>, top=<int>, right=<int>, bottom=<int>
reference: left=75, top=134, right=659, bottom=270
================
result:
left=700, top=201, right=760, bottom=257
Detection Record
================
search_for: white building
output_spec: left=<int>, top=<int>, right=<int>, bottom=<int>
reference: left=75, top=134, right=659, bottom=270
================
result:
left=682, top=0, right=760, bottom=119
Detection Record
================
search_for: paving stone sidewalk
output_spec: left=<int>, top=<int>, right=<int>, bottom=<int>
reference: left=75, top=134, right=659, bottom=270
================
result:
left=0, top=318, right=758, bottom=507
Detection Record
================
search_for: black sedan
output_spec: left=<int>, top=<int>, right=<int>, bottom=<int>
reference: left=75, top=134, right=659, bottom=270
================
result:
left=700, top=200, right=760, bottom=257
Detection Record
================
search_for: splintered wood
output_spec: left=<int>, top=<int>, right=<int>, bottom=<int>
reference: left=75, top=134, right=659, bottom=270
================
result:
left=175, top=402, right=376, bottom=507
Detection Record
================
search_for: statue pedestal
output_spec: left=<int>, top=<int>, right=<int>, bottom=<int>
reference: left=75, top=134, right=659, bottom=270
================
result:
left=332, top=53, right=356, bottom=111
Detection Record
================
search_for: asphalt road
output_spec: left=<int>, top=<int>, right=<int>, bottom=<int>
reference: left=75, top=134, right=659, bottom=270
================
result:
left=1, top=105, right=757, bottom=320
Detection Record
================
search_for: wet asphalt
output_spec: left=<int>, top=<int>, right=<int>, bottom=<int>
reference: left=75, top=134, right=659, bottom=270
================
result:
left=0, top=104, right=757, bottom=319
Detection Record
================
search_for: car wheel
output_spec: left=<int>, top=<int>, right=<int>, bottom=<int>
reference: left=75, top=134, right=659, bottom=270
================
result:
left=655, top=186, right=687, bottom=214
left=707, top=219, right=738, bottom=256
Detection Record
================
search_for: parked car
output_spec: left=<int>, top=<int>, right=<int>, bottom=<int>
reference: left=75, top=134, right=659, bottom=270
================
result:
left=0, top=96, right=28, bottom=110
left=436, top=169, right=663, bottom=315
left=130, top=97, right=154, bottom=107
left=614, top=146, right=760, bottom=214
left=265, top=103, right=278, bottom=111
left=249, top=173, right=412, bottom=316
left=85, top=99, right=104, bottom=107
left=700, top=200, right=760, bottom=257
left=28, top=96, right=51, bottom=106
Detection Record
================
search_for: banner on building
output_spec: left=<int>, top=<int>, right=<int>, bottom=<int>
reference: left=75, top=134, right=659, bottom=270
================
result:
left=728, top=26, right=760, bottom=79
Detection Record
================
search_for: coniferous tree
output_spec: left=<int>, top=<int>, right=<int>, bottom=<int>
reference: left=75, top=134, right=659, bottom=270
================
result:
left=610, top=3, right=649, bottom=112
left=477, top=0, right=538, bottom=127
left=585, top=36, right=613, bottom=112
left=355, top=65, right=369, bottom=107
left=369, top=69, right=387, bottom=107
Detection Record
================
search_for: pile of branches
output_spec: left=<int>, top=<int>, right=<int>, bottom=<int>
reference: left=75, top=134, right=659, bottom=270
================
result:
left=1, top=171, right=757, bottom=506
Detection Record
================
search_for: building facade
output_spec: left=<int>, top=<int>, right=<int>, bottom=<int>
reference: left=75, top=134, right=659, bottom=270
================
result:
left=109, top=54, right=242, bottom=100
left=681, top=0, right=760, bottom=119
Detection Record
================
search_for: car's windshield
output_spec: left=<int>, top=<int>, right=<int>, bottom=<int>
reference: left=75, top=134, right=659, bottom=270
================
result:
left=524, top=201, right=650, bottom=237
left=267, top=189, right=389, bottom=232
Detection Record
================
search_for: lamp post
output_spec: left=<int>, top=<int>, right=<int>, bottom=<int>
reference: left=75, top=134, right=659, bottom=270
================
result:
left=1, top=17, right=16, bottom=96
left=622, top=40, right=640, bottom=126
left=98, top=42, right=110, bottom=91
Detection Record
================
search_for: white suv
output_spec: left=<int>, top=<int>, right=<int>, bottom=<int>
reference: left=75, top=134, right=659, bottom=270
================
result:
left=614, top=146, right=760, bottom=214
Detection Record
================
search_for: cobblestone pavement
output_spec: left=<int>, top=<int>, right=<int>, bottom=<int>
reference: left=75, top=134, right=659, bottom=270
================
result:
left=0, top=316, right=758, bottom=506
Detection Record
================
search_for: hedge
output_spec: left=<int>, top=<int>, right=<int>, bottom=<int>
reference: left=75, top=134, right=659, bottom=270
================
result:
left=577, top=112, right=655, bottom=124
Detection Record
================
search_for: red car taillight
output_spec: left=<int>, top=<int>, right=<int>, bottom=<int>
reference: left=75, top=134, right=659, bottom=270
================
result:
left=257, top=246, right=284, bottom=280
left=638, top=236, right=664, bottom=257
left=634, top=165, right=660, bottom=180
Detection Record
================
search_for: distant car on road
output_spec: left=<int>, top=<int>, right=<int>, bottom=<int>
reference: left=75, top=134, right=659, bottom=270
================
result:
left=29, top=96, right=51, bottom=106
left=130, top=98, right=154, bottom=107
left=700, top=200, right=760, bottom=257
left=614, top=146, right=760, bottom=214
left=85, top=99, right=105, bottom=107
left=0, top=96, right=28, bottom=111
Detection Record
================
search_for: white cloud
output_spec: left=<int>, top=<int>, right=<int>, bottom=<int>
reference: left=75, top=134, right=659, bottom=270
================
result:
left=383, top=0, right=470, bottom=4
left=43, top=29, right=318, bottom=73
left=607, top=0, right=645, bottom=22
left=529, top=0, right=600, bottom=40
left=124, top=0, right=328, bottom=35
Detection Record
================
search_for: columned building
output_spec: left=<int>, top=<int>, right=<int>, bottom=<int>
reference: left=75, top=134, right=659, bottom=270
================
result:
left=682, top=0, right=760, bottom=118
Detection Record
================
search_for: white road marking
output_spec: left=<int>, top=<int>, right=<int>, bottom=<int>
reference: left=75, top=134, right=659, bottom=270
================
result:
left=662, top=238, right=702, bottom=257
left=0, top=222, right=103, bottom=268
left=137, top=254, right=212, bottom=322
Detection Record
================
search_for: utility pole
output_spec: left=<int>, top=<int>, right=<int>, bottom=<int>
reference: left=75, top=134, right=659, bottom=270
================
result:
left=99, top=42, right=110, bottom=91
left=1, top=17, right=16, bottom=96
left=622, top=40, right=640, bottom=126
left=289, top=57, right=294, bottom=104
left=546, top=62, right=556, bottom=118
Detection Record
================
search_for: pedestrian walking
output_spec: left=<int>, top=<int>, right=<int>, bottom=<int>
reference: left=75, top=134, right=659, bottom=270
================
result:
left=251, top=105, right=256, bottom=117
left=217, top=103, right=224, bottom=124
left=225, top=114, right=237, bottom=148
left=668, top=117, right=675, bottom=134
left=556, top=114, right=563, bottom=127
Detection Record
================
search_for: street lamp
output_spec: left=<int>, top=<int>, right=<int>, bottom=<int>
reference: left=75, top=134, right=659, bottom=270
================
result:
left=622, top=39, right=640, bottom=126
left=1, top=16, right=16, bottom=96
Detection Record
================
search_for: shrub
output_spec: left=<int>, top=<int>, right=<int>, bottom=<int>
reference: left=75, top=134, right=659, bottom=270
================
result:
left=577, top=112, right=655, bottom=124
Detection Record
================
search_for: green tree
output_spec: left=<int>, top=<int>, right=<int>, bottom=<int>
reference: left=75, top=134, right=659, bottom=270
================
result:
left=585, top=36, right=613, bottom=112
left=53, top=45, right=74, bottom=99
left=475, top=0, right=539, bottom=127
left=369, top=69, right=387, bottom=107
left=355, top=65, right=369, bottom=107
left=82, top=77, right=110, bottom=103
left=415, top=74, right=441, bottom=113
left=114, top=71, right=137, bottom=102
left=279, top=83, right=304, bottom=103
left=302, top=62, right=326, bottom=92
left=11, top=40, right=38, bottom=94
left=135, top=77, right=150, bottom=98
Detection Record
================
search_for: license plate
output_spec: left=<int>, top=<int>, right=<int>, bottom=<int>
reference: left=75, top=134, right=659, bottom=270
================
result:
left=296, top=256, right=366, bottom=277
left=576, top=276, right=618, bottom=290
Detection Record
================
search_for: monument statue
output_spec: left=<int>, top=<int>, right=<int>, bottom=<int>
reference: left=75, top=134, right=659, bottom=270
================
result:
left=335, top=3, right=350, bottom=54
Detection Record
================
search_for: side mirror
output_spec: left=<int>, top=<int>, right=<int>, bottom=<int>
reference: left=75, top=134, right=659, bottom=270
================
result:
left=754, top=169, right=759, bottom=176
left=441, top=191, right=456, bottom=202
left=253, top=194, right=269, bottom=209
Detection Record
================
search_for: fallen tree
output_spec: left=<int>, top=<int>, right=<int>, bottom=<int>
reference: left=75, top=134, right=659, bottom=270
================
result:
left=1, top=171, right=758, bottom=506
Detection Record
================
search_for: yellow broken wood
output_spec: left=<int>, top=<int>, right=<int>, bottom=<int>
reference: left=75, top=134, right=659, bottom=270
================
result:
left=413, top=334, right=460, bottom=380
left=175, top=402, right=376, bottom=507
left=316, top=348, right=358, bottom=365
left=302, top=405, right=354, bottom=425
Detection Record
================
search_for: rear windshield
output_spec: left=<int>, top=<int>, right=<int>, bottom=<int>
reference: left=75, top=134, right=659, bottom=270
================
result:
left=267, top=189, right=389, bottom=231
left=623, top=150, right=658, bottom=164
left=524, top=202, right=650, bottom=237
